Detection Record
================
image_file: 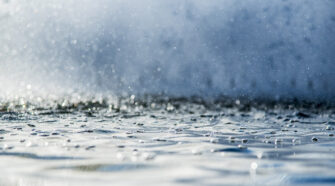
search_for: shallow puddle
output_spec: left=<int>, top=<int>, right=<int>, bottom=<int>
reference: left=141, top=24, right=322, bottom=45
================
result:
left=0, top=100, right=334, bottom=185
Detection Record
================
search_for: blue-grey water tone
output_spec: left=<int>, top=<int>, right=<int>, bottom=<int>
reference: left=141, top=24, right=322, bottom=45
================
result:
left=0, top=1, right=335, bottom=186
left=1, top=0, right=335, bottom=101
left=1, top=99, right=335, bottom=186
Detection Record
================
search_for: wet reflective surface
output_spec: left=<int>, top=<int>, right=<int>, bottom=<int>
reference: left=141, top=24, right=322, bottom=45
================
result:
left=0, top=99, right=335, bottom=185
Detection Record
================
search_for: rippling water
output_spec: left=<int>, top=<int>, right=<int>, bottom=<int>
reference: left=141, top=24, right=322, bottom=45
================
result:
left=1, top=0, right=335, bottom=185
left=0, top=98, right=334, bottom=186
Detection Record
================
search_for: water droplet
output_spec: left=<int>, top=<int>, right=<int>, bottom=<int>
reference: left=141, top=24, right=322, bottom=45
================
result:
left=192, top=149, right=202, bottom=155
left=25, top=141, right=32, bottom=147
left=238, top=144, right=247, bottom=149
left=116, top=153, right=125, bottom=160
left=250, top=162, right=258, bottom=170
left=326, top=126, right=334, bottom=130
left=71, top=40, right=77, bottom=45
left=210, top=138, right=219, bottom=143
left=292, top=138, right=301, bottom=144
left=275, top=139, right=282, bottom=144
left=142, top=152, right=155, bottom=160
left=257, top=152, right=263, bottom=159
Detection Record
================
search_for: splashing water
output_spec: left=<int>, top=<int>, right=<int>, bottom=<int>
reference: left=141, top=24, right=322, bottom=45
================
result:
left=1, top=2, right=335, bottom=185
left=1, top=0, right=335, bottom=101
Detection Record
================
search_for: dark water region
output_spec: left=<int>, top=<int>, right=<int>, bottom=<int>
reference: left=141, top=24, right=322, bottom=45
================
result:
left=0, top=96, right=334, bottom=185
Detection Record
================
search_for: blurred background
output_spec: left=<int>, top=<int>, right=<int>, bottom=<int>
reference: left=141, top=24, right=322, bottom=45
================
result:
left=1, top=0, right=334, bottom=102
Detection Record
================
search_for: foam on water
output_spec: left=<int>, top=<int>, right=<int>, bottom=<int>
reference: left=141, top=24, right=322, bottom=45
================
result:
left=1, top=0, right=335, bottom=101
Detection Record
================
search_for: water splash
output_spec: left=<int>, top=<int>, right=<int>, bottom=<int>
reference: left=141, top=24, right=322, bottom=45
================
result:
left=1, top=0, right=335, bottom=102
